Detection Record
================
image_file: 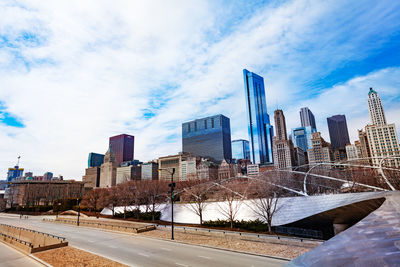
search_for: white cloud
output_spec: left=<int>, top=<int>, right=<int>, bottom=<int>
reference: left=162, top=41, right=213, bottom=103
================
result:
left=0, top=0, right=399, bottom=178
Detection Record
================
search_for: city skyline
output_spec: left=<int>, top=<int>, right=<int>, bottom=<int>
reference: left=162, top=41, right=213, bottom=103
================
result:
left=1, top=1, right=400, bottom=178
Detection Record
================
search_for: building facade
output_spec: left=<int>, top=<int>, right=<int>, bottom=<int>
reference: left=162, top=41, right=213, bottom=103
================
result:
left=196, top=160, right=218, bottom=180
left=231, top=139, right=250, bottom=161
left=272, top=109, right=296, bottom=169
left=300, top=107, right=317, bottom=132
left=141, top=162, right=159, bottom=180
left=218, top=159, right=237, bottom=179
left=88, top=153, right=105, bottom=167
left=367, top=87, right=386, bottom=126
left=182, top=114, right=232, bottom=163
left=99, top=146, right=118, bottom=188
left=346, top=144, right=361, bottom=161
left=327, top=115, right=350, bottom=150
left=82, top=167, right=100, bottom=188
left=365, top=88, right=400, bottom=166
left=7, top=166, right=24, bottom=182
left=307, top=132, right=333, bottom=164
left=243, top=69, right=274, bottom=165
left=109, top=134, right=134, bottom=165
left=291, top=126, right=313, bottom=154
left=158, top=152, right=196, bottom=182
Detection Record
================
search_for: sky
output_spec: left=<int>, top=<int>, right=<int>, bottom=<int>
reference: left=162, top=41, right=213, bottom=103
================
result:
left=0, top=0, right=400, bottom=179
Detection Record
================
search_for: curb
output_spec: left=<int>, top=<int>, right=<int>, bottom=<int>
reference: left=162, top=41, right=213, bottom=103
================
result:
left=136, top=232, right=291, bottom=261
left=29, top=254, right=53, bottom=267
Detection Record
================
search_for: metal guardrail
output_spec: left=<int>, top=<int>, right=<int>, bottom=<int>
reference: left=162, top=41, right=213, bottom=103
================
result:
left=0, top=232, right=34, bottom=248
left=43, top=218, right=156, bottom=232
left=155, top=224, right=323, bottom=242
left=0, top=223, right=67, bottom=242
left=273, top=226, right=324, bottom=239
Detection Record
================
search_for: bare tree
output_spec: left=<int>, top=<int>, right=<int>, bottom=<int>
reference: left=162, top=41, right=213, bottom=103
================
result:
left=215, top=180, right=245, bottom=228
left=182, top=182, right=210, bottom=225
left=82, top=188, right=103, bottom=218
left=146, top=180, right=168, bottom=221
left=248, top=174, right=282, bottom=233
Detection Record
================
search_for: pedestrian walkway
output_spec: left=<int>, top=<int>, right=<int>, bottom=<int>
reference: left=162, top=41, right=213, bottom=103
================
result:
left=0, top=241, right=43, bottom=266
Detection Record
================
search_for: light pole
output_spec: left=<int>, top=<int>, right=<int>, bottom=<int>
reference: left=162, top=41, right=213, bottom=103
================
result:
left=77, top=183, right=83, bottom=226
left=159, top=167, right=175, bottom=240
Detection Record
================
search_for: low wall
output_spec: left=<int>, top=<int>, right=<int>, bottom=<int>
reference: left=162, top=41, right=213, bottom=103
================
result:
left=0, top=223, right=68, bottom=253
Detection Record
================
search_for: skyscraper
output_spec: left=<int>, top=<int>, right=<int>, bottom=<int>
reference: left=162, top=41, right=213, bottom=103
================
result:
left=365, top=88, right=400, bottom=166
left=231, top=139, right=250, bottom=160
left=109, top=134, right=134, bottom=165
left=300, top=107, right=317, bottom=132
left=291, top=126, right=313, bottom=153
left=88, top=152, right=105, bottom=167
left=327, top=115, right=350, bottom=150
left=272, top=109, right=296, bottom=169
left=182, top=114, right=232, bottom=162
left=307, top=132, right=333, bottom=164
left=367, top=87, right=386, bottom=126
left=243, top=69, right=274, bottom=164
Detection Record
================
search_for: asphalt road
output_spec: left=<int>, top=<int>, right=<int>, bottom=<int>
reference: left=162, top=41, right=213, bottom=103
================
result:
left=0, top=214, right=288, bottom=267
left=0, top=240, right=43, bottom=267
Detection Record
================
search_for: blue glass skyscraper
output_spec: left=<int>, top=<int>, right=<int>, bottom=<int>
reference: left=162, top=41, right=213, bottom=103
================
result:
left=243, top=69, right=274, bottom=164
left=231, top=139, right=250, bottom=160
left=182, top=114, right=232, bottom=163
left=291, top=126, right=313, bottom=152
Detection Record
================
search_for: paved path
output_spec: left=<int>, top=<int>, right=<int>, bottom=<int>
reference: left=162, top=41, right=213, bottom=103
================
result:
left=0, top=241, right=43, bottom=267
left=0, top=214, right=287, bottom=267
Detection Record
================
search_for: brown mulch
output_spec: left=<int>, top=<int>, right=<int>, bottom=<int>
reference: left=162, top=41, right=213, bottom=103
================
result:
left=140, top=229, right=314, bottom=259
left=34, top=246, right=128, bottom=267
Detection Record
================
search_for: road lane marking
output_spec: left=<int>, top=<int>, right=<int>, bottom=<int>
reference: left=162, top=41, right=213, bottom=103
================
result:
left=138, top=253, right=149, bottom=257
left=175, top=263, right=189, bottom=267
left=161, top=247, right=172, bottom=251
left=198, top=255, right=211, bottom=259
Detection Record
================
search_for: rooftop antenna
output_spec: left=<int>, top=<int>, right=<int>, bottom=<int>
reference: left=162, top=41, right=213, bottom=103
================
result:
left=16, top=156, right=21, bottom=167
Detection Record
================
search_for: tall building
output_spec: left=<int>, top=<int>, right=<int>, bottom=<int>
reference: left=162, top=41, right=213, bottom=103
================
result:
left=327, top=115, right=350, bottom=150
left=182, top=114, right=232, bottom=163
left=365, top=88, right=400, bottom=166
left=346, top=144, right=361, bottom=161
left=88, top=153, right=105, bottom=167
left=307, top=132, right=333, bottom=164
left=367, top=87, right=386, bottom=126
left=7, top=166, right=24, bottom=182
left=243, top=69, right=274, bottom=164
left=272, top=110, right=296, bottom=169
left=231, top=139, right=250, bottom=160
left=109, top=134, right=134, bottom=165
left=300, top=107, right=317, bottom=132
left=141, top=162, right=159, bottom=180
left=99, top=146, right=118, bottom=188
left=291, top=126, right=313, bottom=153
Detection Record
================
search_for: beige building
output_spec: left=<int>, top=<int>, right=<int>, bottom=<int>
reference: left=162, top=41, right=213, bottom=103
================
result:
left=345, top=144, right=361, bottom=161
left=272, top=110, right=296, bottom=169
left=365, top=88, right=400, bottom=166
left=82, top=166, right=100, bottom=188
left=158, top=152, right=195, bottom=181
left=196, top=160, right=218, bottom=180
left=100, top=147, right=117, bottom=188
left=218, top=159, right=237, bottom=179
left=247, top=164, right=259, bottom=176
left=307, top=132, right=333, bottom=164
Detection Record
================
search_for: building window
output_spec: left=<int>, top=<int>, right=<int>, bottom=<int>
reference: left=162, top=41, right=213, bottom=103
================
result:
left=211, top=118, right=214, bottom=128
left=188, top=124, right=191, bottom=132
left=204, top=119, right=207, bottom=129
left=194, top=122, right=197, bottom=131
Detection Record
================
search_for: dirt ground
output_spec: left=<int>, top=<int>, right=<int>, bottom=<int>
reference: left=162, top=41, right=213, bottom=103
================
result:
left=140, top=229, right=314, bottom=259
left=34, top=246, right=128, bottom=267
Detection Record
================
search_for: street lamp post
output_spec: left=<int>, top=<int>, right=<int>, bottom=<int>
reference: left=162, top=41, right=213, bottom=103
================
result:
left=77, top=184, right=83, bottom=226
left=159, top=167, right=175, bottom=240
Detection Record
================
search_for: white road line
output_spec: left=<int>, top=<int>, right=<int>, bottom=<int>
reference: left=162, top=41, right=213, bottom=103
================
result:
left=198, top=255, right=211, bottom=259
left=138, top=253, right=149, bottom=257
left=175, top=263, right=189, bottom=267
left=161, top=247, right=172, bottom=251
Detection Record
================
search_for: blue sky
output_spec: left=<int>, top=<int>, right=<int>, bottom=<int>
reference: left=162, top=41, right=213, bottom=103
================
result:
left=0, top=0, right=400, bottom=178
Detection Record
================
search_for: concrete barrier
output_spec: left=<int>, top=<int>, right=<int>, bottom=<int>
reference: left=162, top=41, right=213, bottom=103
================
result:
left=0, top=223, right=68, bottom=253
